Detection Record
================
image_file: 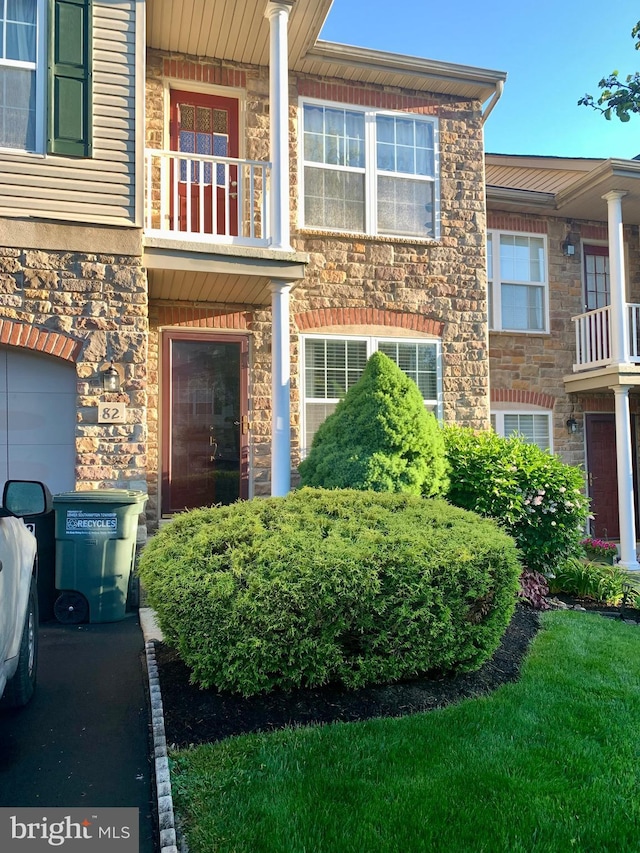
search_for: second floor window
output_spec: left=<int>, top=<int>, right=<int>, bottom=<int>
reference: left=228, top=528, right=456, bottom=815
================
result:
left=301, top=101, right=439, bottom=239
left=0, top=0, right=40, bottom=151
left=488, top=231, right=548, bottom=333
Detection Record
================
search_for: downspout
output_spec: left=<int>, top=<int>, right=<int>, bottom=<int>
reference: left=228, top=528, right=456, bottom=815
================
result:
left=482, top=80, right=504, bottom=124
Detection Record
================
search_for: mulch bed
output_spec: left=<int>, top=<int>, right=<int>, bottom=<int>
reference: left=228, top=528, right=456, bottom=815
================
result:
left=153, top=605, right=541, bottom=748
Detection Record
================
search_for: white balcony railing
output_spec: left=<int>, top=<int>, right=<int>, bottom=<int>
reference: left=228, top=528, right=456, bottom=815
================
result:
left=144, top=149, right=271, bottom=247
left=573, top=303, right=640, bottom=371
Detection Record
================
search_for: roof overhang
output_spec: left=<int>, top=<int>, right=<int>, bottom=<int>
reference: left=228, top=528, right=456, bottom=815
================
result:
left=146, top=1, right=506, bottom=104
left=487, top=156, right=640, bottom=226
left=143, top=239, right=308, bottom=305
left=295, top=41, right=507, bottom=101
left=554, top=159, right=640, bottom=225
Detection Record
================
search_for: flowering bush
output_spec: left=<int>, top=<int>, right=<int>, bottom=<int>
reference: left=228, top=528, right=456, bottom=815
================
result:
left=581, top=537, right=618, bottom=563
left=443, top=425, right=590, bottom=575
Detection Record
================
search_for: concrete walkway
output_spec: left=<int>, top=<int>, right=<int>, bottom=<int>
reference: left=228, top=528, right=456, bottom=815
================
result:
left=0, top=613, right=156, bottom=853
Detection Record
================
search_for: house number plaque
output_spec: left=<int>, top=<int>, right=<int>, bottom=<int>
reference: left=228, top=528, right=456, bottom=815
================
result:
left=98, top=402, right=127, bottom=423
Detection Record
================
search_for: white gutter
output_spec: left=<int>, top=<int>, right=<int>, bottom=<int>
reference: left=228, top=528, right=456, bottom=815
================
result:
left=482, top=80, right=504, bottom=123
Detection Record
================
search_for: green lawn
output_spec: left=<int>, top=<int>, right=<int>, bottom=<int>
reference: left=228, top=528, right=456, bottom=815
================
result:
left=169, top=611, right=640, bottom=853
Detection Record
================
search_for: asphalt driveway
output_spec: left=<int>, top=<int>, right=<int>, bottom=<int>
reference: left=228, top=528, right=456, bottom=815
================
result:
left=0, top=613, right=156, bottom=853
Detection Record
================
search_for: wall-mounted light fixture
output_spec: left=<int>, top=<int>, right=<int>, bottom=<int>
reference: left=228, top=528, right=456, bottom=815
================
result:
left=562, top=236, right=576, bottom=257
left=566, top=415, right=578, bottom=434
left=102, top=361, right=121, bottom=393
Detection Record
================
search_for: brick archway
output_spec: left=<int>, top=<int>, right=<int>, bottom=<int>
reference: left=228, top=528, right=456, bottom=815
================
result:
left=294, top=308, right=444, bottom=337
left=0, top=319, right=82, bottom=362
left=491, top=389, right=555, bottom=410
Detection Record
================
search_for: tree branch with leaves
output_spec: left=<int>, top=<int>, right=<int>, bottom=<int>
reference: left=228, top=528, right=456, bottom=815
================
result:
left=579, top=21, right=640, bottom=121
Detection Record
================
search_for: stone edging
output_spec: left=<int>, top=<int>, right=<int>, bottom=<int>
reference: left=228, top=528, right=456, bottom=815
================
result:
left=145, top=640, right=179, bottom=853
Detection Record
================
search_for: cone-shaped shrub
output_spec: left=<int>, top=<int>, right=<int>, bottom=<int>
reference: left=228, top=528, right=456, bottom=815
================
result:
left=298, top=351, right=448, bottom=497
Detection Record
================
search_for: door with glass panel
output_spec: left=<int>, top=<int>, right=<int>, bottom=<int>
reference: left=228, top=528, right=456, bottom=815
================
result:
left=583, top=245, right=610, bottom=311
left=162, top=333, right=249, bottom=513
left=169, top=89, right=239, bottom=236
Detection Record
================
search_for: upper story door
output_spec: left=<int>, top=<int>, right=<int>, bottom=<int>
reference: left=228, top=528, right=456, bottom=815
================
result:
left=169, top=89, right=240, bottom=237
left=584, top=245, right=610, bottom=311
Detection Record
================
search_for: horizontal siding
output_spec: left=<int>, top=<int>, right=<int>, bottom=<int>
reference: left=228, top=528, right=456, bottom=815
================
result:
left=0, top=1, right=138, bottom=226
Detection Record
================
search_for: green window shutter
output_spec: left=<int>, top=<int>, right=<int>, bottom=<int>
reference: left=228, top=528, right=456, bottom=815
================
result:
left=49, top=0, right=92, bottom=157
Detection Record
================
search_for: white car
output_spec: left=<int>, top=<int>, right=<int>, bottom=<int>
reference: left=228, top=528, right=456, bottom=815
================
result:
left=0, top=481, right=50, bottom=709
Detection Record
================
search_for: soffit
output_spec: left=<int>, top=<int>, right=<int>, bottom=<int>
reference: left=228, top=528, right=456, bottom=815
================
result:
left=146, top=1, right=505, bottom=101
left=146, top=0, right=334, bottom=67
left=486, top=156, right=640, bottom=226
left=147, top=268, right=273, bottom=305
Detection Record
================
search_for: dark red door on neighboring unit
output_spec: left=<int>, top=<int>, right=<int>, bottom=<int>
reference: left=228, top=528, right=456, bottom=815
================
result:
left=585, top=413, right=639, bottom=539
left=169, top=89, right=240, bottom=236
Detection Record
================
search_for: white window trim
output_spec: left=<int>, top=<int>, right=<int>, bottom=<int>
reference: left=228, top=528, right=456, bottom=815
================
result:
left=0, top=0, right=46, bottom=155
left=300, top=332, right=443, bottom=458
left=298, top=97, right=441, bottom=241
left=491, top=409, right=553, bottom=453
left=488, top=229, right=550, bottom=334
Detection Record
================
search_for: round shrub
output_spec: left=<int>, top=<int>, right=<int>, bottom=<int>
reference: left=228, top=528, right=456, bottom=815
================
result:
left=298, top=351, right=449, bottom=497
left=443, top=425, right=590, bottom=575
left=138, top=487, right=521, bottom=697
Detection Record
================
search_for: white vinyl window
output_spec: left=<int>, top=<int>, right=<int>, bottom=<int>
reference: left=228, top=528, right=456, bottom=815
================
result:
left=491, top=411, right=552, bottom=452
left=488, top=231, right=548, bottom=332
left=301, top=334, right=442, bottom=455
left=301, top=100, right=439, bottom=239
left=0, top=0, right=44, bottom=152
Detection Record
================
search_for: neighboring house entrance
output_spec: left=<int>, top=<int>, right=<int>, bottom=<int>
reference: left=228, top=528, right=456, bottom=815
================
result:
left=169, top=89, right=240, bottom=237
left=585, top=413, right=639, bottom=539
left=0, top=347, right=76, bottom=495
left=161, top=332, right=249, bottom=513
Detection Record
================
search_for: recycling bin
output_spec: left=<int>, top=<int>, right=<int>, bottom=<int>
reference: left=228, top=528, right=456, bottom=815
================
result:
left=52, top=489, right=147, bottom=624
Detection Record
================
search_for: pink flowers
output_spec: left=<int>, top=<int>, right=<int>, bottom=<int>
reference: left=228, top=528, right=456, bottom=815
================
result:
left=581, top=537, right=618, bottom=558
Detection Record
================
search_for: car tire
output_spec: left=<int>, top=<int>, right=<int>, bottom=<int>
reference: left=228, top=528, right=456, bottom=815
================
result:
left=1, top=575, right=38, bottom=709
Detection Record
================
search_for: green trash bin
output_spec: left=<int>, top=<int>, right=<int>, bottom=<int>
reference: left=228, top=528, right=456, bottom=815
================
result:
left=52, top=490, right=148, bottom=624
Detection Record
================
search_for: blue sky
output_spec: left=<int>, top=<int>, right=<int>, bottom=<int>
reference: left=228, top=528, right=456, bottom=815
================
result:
left=320, top=0, right=640, bottom=160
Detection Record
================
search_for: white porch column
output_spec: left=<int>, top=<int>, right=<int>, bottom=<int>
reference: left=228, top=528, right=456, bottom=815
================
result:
left=603, top=190, right=628, bottom=365
left=270, top=280, right=293, bottom=496
left=611, top=384, right=639, bottom=569
left=265, top=1, right=293, bottom=251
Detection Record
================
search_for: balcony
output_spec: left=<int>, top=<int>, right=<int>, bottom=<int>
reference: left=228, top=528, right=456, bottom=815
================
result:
left=144, top=149, right=271, bottom=248
left=573, top=303, right=640, bottom=371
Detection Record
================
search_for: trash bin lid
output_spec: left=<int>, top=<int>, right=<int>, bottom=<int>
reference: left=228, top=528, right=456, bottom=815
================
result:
left=53, top=489, right=148, bottom=505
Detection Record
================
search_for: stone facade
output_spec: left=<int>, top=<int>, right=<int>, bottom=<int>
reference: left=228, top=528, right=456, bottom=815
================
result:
left=145, top=51, right=491, bottom=519
left=0, top=242, right=149, bottom=491
left=487, top=208, right=640, bottom=468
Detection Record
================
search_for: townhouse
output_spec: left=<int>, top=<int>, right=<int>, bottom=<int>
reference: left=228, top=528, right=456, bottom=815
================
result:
left=0, top=0, right=506, bottom=535
left=487, top=153, right=640, bottom=568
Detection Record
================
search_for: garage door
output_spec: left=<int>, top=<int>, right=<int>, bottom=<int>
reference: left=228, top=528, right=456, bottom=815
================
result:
left=0, top=347, right=76, bottom=495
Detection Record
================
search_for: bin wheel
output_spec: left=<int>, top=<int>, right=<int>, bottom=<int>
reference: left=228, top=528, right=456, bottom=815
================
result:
left=54, top=592, right=89, bottom=625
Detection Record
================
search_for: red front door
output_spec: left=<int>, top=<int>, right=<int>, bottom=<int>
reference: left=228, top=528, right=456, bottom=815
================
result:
left=162, top=333, right=249, bottom=513
left=585, top=413, right=639, bottom=539
left=169, top=90, right=240, bottom=237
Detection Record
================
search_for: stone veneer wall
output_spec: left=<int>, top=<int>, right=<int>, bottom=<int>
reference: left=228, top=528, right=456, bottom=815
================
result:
left=488, top=209, right=640, bottom=468
left=146, top=51, right=491, bottom=512
left=0, top=244, right=148, bottom=491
